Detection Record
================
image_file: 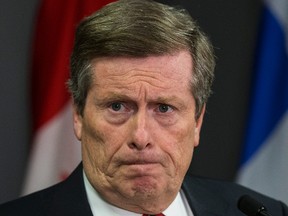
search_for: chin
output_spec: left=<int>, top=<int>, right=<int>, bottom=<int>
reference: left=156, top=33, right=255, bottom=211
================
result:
left=120, top=176, right=161, bottom=197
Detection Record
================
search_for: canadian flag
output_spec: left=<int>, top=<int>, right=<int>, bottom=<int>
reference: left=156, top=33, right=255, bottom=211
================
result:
left=22, top=0, right=115, bottom=195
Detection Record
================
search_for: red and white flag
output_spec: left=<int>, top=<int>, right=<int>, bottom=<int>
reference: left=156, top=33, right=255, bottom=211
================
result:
left=22, top=0, right=115, bottom=195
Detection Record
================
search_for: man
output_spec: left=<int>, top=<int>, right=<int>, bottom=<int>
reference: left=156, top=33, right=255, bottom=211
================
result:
left=0, top=0, right=287, bottom=215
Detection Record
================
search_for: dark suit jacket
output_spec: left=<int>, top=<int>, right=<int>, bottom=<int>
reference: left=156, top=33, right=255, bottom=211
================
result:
left=1, top=163, right=287, bottom=215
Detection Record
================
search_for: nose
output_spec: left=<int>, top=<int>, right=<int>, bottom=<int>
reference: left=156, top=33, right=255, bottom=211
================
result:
left=128, top=108, right=151, bottom=150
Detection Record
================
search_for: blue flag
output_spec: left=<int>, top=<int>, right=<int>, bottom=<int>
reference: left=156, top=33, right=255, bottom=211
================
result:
left=237, top=0, right=288, bottom=204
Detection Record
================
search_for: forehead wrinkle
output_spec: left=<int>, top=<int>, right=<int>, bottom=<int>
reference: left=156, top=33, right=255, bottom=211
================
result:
left=92, top=70, right=192, bottom=103
left=121, top=68, right=191, bottom=91
left=137, top=82, right=148, bottom=102
left=108, top=66, right=173, bottom=82
left=103, top=75, right=170, bottom=95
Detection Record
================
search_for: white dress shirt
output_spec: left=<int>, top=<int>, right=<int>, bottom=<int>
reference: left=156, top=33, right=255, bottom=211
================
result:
left=83, top=172, right=194, bottom=216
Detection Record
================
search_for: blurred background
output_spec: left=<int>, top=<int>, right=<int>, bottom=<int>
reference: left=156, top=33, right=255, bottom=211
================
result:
left=1, top=0, right=287, bottom=205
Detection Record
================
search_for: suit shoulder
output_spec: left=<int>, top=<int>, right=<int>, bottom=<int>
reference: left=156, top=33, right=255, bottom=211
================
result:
left=183, top=175, right=288, bottom=215
left=0, top=182, right=62, bottom=216
left=185, top=175, right=262, bottom=195
left=0, top=164, right=90, bottom=216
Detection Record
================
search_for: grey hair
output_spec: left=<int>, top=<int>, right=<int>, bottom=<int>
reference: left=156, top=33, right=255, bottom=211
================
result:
left=67, top=0, right=215, bottom=119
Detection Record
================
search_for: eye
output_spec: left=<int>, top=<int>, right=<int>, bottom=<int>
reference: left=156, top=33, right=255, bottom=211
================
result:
left=158, top=104, right=173, bottom=113
left=110, top=102, right=124, bottom=112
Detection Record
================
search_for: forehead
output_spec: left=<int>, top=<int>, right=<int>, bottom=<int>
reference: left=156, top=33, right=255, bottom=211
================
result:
left=91, top=51, right=193, bottom=86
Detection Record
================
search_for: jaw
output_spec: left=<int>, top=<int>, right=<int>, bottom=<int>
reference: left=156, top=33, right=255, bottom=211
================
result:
left=83, top=159, right=182, bottom=214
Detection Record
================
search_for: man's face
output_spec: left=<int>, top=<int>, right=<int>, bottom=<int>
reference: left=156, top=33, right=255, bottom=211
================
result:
left=73, top=50, right=205, bottom=213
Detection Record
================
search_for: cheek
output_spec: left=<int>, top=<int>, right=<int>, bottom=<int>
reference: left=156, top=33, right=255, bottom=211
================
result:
left=165, top=122, right=196, bottom=171
left=81, top=116, right=126, bottom=172
left=81, top=116, right=111, bottom=171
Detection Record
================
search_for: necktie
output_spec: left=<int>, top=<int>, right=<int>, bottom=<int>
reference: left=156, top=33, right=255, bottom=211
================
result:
left=142, top=214, right=165, bottom=216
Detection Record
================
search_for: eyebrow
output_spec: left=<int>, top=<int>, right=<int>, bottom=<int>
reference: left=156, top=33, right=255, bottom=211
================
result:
left=155, top=96, right=187, bottom=109
left=93, top=92, right=188, bottom=109
left=93, top=93, right=131, bottom=106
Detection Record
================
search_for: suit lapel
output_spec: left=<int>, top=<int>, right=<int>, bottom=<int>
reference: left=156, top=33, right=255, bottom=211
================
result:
left=47, top=163, right=93, bottom=216
left=182, top=175, right=229, bottom=216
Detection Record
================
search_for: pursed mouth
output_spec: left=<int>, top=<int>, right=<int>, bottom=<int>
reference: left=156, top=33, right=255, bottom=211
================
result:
left=121, top=159, right=160, bottom=166
left=122, top=162, right=161, bottom=178
left=114, top=154, right=164, bottom=168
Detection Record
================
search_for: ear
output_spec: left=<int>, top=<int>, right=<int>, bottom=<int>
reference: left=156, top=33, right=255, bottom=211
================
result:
left=194, top=104, right=206, bottom=147
left=73, top=105, right=83, bottom=141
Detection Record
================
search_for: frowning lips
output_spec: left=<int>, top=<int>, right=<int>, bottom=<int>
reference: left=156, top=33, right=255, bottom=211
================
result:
left=115, top=153, right=165, bottom=167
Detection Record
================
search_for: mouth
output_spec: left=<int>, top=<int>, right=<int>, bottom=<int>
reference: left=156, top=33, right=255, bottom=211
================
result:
left=116, top=158, right=160, bottom=176
left=122, top=159, right=159, bottom=166
left=117, top=153, right=162, bottom=165
left=113, top=154, right=165, bottom=178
